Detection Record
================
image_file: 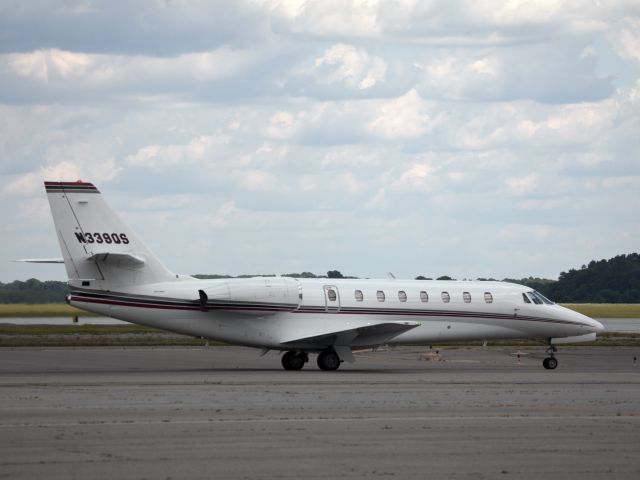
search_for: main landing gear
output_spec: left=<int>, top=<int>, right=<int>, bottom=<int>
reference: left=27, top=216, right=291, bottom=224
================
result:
left=317, top=350, right=341, bottom=371
left=543, top=344, right=558, bottom=370
left=281, top=349, right=342, bottom=371
left=281, top=350, right=308, bottom=370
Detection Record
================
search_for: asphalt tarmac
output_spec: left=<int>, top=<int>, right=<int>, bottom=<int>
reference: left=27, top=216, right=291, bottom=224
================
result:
left=1, top=346, right=639, bottom=479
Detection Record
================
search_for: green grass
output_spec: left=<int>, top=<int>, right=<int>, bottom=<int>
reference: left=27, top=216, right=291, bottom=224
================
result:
left=0, top=304, right=98, bottom=318
left=0, top=336, right=211, bottom=347
left=0, top=324, right=162, bottom=335
left=561, top=303, right=640, bottom=318
left=0, top=324, right=224, bottom=347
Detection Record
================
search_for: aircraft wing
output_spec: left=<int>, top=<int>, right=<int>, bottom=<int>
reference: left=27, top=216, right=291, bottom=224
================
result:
left=282, top=320, right=421, bottom=349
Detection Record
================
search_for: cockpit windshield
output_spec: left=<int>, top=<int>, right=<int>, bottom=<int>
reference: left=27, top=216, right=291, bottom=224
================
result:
left=526, top=290, right=555, bottom=305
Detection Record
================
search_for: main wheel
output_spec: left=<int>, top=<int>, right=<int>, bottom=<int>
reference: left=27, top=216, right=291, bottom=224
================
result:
left=543, top=357, right=558, bottom=370
left=317, top=350, right=341, bottom=371
left=282, top=350, right=305, bottom=370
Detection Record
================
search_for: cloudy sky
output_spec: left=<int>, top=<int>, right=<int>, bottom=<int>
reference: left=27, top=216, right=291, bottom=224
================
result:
left=1, top=0, right=639, bottom=283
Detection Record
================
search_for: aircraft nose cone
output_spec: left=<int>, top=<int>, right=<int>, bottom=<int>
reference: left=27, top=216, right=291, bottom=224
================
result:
left=569, top=309, right=605, bottom=333
left=580, top=314, right=605, bottom=333
left=592, top=318, right=605, bottom=333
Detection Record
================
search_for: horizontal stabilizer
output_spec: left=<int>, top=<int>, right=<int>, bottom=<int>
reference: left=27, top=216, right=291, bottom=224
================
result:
left=87, top=252, right=146, bottom=266
left=15, top=258, right=64, bottom=264
left=282, top=321, right=420, bottom=349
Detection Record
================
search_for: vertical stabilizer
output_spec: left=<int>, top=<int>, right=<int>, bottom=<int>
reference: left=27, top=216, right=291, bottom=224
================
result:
left=45, top=181, right=175, bottom=289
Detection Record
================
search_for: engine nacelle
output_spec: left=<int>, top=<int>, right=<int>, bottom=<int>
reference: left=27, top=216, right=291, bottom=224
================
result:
left=200, top=277, right=301, bottom=312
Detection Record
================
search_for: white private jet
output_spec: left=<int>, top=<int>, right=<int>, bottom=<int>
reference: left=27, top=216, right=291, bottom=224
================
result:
left=26, top=181, right=604, bottom=371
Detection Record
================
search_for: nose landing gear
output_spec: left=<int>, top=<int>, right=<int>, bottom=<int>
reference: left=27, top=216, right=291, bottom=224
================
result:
left=543, top=345, right=558, bottom=370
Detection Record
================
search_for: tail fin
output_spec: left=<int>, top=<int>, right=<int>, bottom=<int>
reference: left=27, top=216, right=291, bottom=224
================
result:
left=45, top=181, right=176, bottom=289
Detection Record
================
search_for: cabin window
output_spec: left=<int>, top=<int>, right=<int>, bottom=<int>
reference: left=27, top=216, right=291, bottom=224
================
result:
left=420, top=291, right=429, bottom=302
left=327, top=289, right=337, bottom=301
left=463, top=291, right=471, bottom=303
left=354, top=289, right=364, bottom=302
left=441, top=291, right=450, bottom=303
left=398, top=291, right=407, bottom=302
left=522, top=293, right=531, bottom=304
left=484, top=292, right=493, bottom=304
left=376, top=290, right=386, bottom=302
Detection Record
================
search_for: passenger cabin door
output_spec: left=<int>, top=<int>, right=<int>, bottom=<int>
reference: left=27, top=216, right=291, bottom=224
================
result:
left=323, top=285, right=341, bottom=313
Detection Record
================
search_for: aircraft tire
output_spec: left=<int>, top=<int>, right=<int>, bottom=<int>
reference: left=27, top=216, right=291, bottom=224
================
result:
left=282, top=350, right=305, bottom=370
left=317, top=350, right=341, bottom=371
left=543, top=357, right=558, bottom=370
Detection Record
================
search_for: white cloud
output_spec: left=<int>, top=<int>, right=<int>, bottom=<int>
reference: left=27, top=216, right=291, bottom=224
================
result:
left=368, top=89, right=435, bottom=139
left=312, top=43, right=387, bottom=90
left=4, top=47, right=257, bottom=88
left=269, top=0, right=381, bottom=38
left=1, top=153, right=119, bottom=198
left=417, top=53, right=503, bottom=100
left=451, top=94, right=622, bottom=150
left=125, top=135, right=230, bottom=169
left=1, top=1, right=639, bottom=282
left=333, top=172, right=364, bottom=194
left=235, top=169, right=280, bottom=191
left=134, top=195, right=193, bottom=211
left=199, top=201, right=240, bottom=229
left=601, top=175, right=640, bottom=189
left=505, top=174, right=538, bottom=196
left=9, top=49, right=93, bottom=82
left=266, top=111, right=300, bottom=140
left=497, top=223, right=559, bottom=242
left=609, top=17, right=640, bottom=62
left=391, top=163, right=434, bottom=191
left=236, top=143, right=289, bottom=167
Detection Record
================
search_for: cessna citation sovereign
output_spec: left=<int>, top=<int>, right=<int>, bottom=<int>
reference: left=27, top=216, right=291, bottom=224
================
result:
left=29, top=181, right=604, bottom=371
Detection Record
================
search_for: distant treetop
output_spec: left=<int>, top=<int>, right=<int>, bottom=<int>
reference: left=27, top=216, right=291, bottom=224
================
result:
left=436, top=275, right=455, bottom=281
left=327, top=270, right=344, bottom=279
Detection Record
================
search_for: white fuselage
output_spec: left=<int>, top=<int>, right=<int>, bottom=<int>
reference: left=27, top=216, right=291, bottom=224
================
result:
left=68, top=277, right=603, bottom=351
left=42, top=180, right=605, bottom=370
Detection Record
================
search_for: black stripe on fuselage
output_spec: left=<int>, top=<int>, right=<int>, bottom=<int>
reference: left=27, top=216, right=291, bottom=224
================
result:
left=297, top=306, right=577, bottom=326
left=68, top=289, right=581, bottom=327
left=69, top=289, right=297, bottom=312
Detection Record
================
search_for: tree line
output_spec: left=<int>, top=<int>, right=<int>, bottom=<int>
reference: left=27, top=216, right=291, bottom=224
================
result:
left=2, top=253, right=638, bottom=304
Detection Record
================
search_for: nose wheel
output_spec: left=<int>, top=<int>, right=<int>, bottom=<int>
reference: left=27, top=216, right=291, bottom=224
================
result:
left=543, top=345, right=558, bottom=370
